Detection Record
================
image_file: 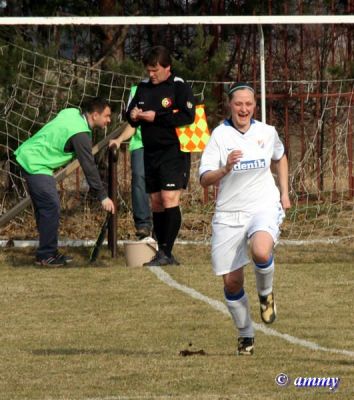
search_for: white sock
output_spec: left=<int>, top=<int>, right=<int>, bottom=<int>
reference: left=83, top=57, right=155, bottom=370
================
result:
left=225, top=288, right=254, bottom=338
left=254, top=256, right=274, bottom=297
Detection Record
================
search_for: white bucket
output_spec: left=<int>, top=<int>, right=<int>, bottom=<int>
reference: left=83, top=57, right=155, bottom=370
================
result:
left=123, top=239, right=157, bottom=267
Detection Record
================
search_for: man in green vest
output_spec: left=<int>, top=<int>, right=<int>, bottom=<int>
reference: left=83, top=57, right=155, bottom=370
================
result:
left=14, top=97, right=115, bottom=267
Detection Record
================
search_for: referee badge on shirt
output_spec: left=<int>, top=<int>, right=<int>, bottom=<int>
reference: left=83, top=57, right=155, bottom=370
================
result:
left=162, top=97, right=173, bottom=108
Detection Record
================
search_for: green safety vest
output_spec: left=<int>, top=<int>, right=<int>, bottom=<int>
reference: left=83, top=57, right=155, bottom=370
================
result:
left=15, top=108, right=91, bottom=175
left=128, top=85, right=143, bottom=152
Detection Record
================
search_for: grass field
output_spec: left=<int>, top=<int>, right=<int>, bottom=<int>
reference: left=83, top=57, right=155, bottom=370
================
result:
left=0, top=241, right=353, bottom=400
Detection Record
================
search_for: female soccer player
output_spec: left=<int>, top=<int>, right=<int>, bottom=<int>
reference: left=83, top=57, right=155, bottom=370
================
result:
left=199, top=82, right=291, bottom=355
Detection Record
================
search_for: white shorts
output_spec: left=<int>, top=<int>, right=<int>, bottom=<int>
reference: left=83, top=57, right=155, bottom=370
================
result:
left=211, top=203, right=285, bottom=276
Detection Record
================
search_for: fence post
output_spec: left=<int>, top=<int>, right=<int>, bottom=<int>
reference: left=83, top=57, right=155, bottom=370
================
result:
left=348, top=102, right=353, bottom=199
left=108, top=145, right=118, bottom=258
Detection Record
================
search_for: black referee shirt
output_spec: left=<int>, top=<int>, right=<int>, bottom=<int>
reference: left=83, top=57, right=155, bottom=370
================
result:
left=126, top=74, right=196, bottom=151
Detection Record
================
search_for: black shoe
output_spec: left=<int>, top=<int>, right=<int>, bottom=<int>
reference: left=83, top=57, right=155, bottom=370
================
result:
left=237, top=337, right=254, bottom=356
left=169, top=254, right=180, bottom=266
left=143, top=250, right=170, bottom=266
left=55, top=252, right=73, bottom=264
left=35, top=254, right=67, bottom=267
left=136, top=227, right=151, bottom=240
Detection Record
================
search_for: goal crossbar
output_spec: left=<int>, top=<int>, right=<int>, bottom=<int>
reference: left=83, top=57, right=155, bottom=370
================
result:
left=0, top=15, right=353, bottom=26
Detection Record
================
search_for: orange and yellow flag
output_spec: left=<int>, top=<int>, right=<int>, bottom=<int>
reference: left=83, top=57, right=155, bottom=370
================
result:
left=175, top=104, right=210, bottom=152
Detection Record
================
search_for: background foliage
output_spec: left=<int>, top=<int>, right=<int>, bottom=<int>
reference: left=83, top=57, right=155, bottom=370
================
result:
left=0, top=1, right=352, bottom=130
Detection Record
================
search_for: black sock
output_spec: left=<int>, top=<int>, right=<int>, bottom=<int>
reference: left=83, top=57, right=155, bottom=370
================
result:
left=164, top=206, right=181, bottom=257
left=152, top=211, right=166, bottom=249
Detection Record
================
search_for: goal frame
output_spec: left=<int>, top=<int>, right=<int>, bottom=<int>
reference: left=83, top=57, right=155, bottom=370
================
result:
left=1, top=15, right=353, bottom=25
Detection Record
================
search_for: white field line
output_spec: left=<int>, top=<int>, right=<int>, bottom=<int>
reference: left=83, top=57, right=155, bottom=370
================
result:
left=149, top=267, right=354, bottom=358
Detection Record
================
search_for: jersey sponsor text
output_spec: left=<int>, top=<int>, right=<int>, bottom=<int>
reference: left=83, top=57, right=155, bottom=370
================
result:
left=233, top=158, right=266, bottom=171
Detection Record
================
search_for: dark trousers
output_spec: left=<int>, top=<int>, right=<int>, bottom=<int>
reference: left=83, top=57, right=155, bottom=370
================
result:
left=23, top=171, right=60, bottom=260
left=131, top=148, right=152, bottom=230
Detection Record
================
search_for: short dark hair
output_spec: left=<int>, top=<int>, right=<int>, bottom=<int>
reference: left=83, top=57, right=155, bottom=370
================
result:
left=228, top=82, right=255, bottom=100
left=82, top=96, right=111, bottom=114
left=142, top=46, right=171, bottom=68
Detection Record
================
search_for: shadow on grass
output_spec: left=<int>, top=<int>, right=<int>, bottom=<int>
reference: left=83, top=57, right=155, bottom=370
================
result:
left=31, top=347, right=239, bottom=358
left=9, top=261, right=113, bottom=269
left=31, top=348, right=165, bottom=357
left=2, top=247, right=120, bottom=269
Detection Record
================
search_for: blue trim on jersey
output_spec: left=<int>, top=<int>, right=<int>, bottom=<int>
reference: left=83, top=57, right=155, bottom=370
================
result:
left=224, top=118, right=255, bottom=128
left=255, top=254, right=274, bottom=269
left=199, top=170, right=211, bottom=182
left=224, top=287, right=245, bottom=301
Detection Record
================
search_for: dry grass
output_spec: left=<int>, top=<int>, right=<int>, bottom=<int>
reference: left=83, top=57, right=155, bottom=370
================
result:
left=0, top=242, right=353, bottom=400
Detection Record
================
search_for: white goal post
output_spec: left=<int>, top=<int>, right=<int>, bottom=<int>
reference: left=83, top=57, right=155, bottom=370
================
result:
left=1, top=15, right=353, bottom=25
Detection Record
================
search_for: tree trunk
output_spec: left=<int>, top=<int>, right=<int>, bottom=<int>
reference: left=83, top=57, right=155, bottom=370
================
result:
left=95, top=0, right=128, bottom=67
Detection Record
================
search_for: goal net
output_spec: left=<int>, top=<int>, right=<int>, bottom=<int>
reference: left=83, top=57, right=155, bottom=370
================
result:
left=0, top=27, right=353, bottom=244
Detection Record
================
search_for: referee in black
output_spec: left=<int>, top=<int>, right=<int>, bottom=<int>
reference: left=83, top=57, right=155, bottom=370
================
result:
left=126, top=45, right=195, bottom=266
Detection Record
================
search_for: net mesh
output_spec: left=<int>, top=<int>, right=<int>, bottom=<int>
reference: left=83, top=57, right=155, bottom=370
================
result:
left=0, top=43, right=353, bottom=243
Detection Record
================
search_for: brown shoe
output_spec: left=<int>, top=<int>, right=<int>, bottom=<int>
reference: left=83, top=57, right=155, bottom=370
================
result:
left=135, top=227, right=151, bottom=240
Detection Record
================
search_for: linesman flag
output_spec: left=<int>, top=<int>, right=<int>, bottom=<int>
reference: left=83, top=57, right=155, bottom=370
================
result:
left=175, top=104, right=210, bottom=152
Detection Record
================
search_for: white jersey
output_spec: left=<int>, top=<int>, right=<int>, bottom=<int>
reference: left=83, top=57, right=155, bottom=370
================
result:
left=199, top=119, right=284, bottom=215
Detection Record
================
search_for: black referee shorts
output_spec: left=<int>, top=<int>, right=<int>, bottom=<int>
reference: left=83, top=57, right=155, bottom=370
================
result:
left=144, top=145, right=191, bottom=193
